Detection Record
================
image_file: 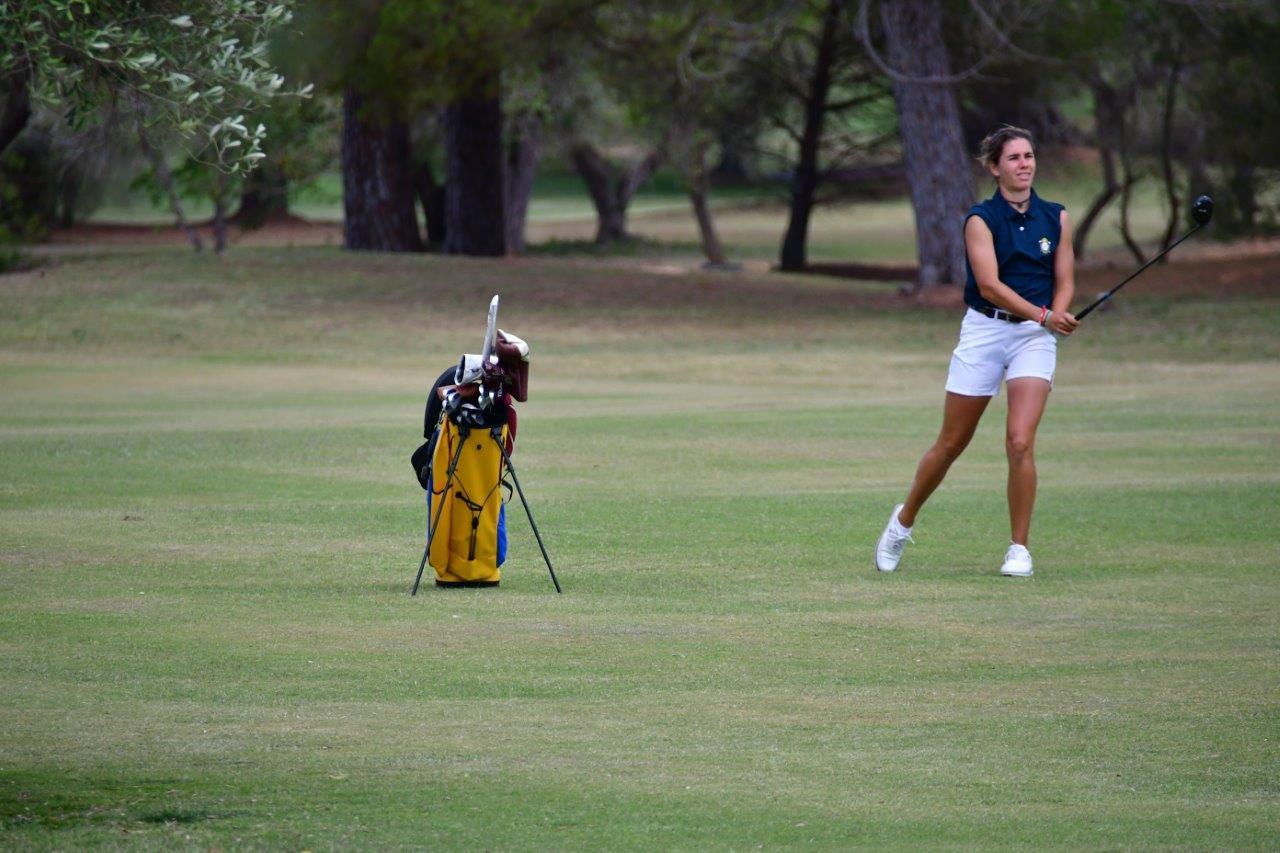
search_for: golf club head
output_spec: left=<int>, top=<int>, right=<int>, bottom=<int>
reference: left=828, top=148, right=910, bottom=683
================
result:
left=480, top=294, right=499, bottom=365
left=1191, top=195, right=1213, bottom=225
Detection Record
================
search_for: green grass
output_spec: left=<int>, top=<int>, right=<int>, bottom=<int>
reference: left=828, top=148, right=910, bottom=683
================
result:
left=1, top=248, right=1277, bottom=848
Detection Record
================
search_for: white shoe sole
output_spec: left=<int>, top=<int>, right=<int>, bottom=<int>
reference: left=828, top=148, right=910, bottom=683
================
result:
left=1000, top=566, right=1033, bottom=577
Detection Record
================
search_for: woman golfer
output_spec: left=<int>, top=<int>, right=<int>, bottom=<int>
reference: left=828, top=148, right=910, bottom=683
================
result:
left=875, top=126, right=1078, bottom=576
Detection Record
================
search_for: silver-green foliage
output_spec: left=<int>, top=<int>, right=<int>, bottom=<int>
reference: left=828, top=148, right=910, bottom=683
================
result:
left=0, top=0, right=312, bottom=172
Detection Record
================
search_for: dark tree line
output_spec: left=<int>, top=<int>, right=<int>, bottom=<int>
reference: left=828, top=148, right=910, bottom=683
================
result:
left=2, top=0, right=1277, bottom=274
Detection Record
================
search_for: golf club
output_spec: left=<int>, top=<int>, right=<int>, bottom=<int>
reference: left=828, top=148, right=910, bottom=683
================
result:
left=1074, top=194, right=1213, bottom=321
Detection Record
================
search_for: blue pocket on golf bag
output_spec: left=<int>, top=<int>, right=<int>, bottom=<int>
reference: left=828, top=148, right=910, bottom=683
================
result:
left=497, top=504, right=507, bottom=567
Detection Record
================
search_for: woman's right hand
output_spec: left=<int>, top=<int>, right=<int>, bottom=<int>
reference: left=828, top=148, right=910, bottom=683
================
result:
left=1046, top=310, right=1079, bottom=337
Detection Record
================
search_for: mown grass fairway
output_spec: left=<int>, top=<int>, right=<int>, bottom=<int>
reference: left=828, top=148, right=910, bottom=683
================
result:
left=1, top=248, right=1277, bottom=848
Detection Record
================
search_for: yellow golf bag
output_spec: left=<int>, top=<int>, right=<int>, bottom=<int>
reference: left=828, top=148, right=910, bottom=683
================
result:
left=427, top=419, right=509, bottom=587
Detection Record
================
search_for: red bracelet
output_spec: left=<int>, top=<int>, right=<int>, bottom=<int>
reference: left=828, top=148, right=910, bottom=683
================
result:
left=1037, top=306, right=1049, bottom=325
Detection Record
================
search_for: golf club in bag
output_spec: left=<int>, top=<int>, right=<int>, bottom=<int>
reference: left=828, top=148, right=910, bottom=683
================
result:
left=409, top=295, right=561, bottom=595
left=1074, top=195, right=1213, bottom=322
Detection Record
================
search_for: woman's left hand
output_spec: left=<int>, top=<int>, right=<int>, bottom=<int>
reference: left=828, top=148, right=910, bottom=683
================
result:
left=1046, top=310, right=1079, bottom=337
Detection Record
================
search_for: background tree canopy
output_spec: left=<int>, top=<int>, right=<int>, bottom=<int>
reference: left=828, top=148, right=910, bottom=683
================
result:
left=1, top=0, right=1276, bottom=268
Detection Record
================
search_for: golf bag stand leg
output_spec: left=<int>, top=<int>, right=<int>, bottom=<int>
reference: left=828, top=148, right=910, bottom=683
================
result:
left=411, top=424, right=470, bottom=596
left=491, top=426, right=562, bottom=593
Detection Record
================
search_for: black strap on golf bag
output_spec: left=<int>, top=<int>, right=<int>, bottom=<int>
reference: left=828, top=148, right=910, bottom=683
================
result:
left=411, top=366, right=461, bottom=490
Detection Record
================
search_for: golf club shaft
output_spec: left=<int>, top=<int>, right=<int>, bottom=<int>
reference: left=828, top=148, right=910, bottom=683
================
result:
left=494, top=435, right=562, bottom=594
left=1075, top=222, right=1205, bottom=321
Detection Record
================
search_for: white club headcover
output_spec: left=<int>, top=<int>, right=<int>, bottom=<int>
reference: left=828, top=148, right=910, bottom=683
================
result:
left=455, top=353, right=484, bottom=385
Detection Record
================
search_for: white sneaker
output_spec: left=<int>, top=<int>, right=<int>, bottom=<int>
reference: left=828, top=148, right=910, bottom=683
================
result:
left=875, top=504, right=914, bottom=572
left=1000, top=543, right=1034, bottom=577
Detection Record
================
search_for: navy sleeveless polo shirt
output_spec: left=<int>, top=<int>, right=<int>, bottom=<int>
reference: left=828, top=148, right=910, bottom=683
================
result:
left=963, top=189, right=1064, bottom=312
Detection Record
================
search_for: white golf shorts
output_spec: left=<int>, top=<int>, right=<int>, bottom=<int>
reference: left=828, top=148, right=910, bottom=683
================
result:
left=945, top=308, right=1057, bottom=397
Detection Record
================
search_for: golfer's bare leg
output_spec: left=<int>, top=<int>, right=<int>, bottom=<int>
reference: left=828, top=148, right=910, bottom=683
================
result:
left=1005, top=377, right=1052, bottom=545
left=899, top=392, right=991, bottom=527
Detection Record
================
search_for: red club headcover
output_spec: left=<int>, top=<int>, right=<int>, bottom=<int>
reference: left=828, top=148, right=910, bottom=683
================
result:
left=495, top=331, right=530, bottom=402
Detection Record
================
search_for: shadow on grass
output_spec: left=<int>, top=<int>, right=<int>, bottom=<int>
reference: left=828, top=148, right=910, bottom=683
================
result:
left=527, top=236, right=701, bottom=257
left=137, top=808, right=219, bottom=825
left=803, top=261, right=918, bottom=282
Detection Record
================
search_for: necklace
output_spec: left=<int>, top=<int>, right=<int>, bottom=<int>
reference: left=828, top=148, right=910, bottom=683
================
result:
left=1003, top=192, right=1031, bottom=212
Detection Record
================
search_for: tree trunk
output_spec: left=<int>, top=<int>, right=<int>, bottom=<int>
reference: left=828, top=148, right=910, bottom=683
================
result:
left=0, top=67, right=31, bottom=155
left=690, top=186, right=727, bottom=267
left=1184, top=122, right=1211, bottom=210
left=135, top=123, right=203, bottom=253
left=880, top=0, right=973, bottom=289
left=1106, top=77, right=1145, bottom=265
left=570, top=142, right=626, bottom=242
left=341, top=87, right=423, bottom=252
left=212, top=179, right=229, bottom=255
left=504, top=112, right=540, bottom=255
left=57, top=170, right=80, bottom=228
left=1158, top=56, right=1182, bottom=253
left=1073, top=83, right=1122, bottom=259
left=1227, top=162, right=1257, bottom=232
left=413, top=160, right=446, bottom=248
left=680, top=130, right=727, bottom=265
left=1073, top=146, right=1119, bottom=260
left=570, top=141, right=660, bottom=243
left=1117, top=167, right=1145, bottom=265
left=712, top=130, right=749, bottom=183
left=232, top=162, right=289, bottom=230
left=444, top=90, right=506, bottom=257
left=779, top=0, right=840, bottom=272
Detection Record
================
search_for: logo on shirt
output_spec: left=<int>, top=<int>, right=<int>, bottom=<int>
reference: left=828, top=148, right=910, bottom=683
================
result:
left=1039, top=236, right=1052, bottom=255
